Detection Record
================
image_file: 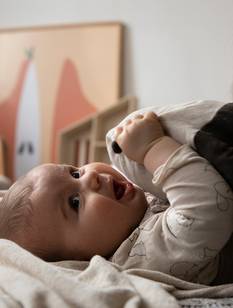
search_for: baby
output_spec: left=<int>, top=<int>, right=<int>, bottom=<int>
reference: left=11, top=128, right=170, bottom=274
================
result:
left=0, top=112, right=233, bottom=285
left=0, top=112, right=166, bottom=261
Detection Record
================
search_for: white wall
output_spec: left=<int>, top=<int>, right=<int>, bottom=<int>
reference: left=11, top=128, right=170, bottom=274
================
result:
left=0, top=0, right=233, bottom=107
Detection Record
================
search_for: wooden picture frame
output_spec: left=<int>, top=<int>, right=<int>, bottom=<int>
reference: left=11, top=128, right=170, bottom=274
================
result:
left=0, top=22, right=123, bottom=179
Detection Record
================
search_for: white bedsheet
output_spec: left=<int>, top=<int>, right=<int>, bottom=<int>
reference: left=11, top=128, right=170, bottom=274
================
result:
left=1, top=240, right=233, bottom=307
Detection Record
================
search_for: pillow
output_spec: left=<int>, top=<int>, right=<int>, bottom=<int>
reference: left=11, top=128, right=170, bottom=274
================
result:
left=106, top=100, right=225, bottom=198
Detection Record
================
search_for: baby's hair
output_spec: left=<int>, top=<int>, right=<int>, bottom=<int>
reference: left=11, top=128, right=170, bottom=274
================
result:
left=0, top=174, right=58, bottom=261
left=0, top=175, right=34, bottom=241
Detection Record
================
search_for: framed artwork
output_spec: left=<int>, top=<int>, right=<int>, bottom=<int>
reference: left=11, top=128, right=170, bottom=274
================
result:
left=0, top=22, right=123, bottom=180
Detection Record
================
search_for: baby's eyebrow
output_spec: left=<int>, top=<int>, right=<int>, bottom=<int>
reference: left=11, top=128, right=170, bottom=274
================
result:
left=60, top=164, right=75, bottom=175
left=58, top=164, right=68, bottom=173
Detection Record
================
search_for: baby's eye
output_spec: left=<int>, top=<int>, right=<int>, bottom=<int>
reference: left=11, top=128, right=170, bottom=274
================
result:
left=69, top=195, right=80, bottom=212
left=71, top=170, right=81, bottom=179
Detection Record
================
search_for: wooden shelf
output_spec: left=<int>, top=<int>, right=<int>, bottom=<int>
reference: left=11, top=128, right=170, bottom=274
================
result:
left=94, top=141, right=107, bottom=147
left=58, top=96, right=137, bottom=166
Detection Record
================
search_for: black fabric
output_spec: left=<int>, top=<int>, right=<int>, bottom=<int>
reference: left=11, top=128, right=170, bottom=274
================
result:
left=194, top=103, right=233, bottom=190
left=112, top=141, right=122, bottom=154
left=194, top=103, right=233, bottom=285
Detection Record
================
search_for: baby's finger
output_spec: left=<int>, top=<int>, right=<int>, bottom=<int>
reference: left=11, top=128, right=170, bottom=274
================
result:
left=114, top=126, right=123, bottom=137
left=144, top=111, right=158, bottom=120
left=112, top=126, right=123, bottom=153
left=134, top=114, right=144, bottom=120
left=125, top=119, right=132, bottom=125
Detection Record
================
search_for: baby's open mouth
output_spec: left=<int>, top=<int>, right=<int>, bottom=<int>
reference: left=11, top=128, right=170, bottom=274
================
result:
left=113, top=180, right=126, bottom=200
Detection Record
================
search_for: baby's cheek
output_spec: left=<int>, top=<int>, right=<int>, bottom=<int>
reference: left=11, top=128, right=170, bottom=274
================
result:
left=86, top=195, right=114, bottom=220
left=132, top=190, right=148, bottom=219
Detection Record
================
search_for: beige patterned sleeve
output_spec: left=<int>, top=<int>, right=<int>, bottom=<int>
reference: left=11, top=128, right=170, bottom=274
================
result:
left=152, top=145, right=233, bottom=283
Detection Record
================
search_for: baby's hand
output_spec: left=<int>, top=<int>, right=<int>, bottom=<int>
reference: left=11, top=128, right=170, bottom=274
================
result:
left=115, top=112, right=164, bottom=164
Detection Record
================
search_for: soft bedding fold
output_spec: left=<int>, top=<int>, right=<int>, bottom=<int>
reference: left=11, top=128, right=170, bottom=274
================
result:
left=1, top=239, right=233, bottom=307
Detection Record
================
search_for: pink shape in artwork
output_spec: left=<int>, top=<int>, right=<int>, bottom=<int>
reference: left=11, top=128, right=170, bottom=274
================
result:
left=51, top=59, right=97, bottom=162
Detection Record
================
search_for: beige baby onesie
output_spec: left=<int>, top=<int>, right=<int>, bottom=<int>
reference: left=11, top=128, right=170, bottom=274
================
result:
left=110, top=145, right=233, bottom=285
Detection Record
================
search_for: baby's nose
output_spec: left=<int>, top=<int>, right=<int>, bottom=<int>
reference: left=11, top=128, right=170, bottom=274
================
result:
left=87, top=170, right=100, bottom=191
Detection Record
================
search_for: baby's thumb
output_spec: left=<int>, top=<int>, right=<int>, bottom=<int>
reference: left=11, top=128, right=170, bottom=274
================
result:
left=144, top=111, right=158, bottom=120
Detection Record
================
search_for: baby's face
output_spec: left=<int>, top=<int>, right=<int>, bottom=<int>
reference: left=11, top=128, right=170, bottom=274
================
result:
left=26, top=162, right=148, bottom=261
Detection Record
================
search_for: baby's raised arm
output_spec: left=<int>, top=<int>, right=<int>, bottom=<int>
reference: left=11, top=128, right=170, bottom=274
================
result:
left=115, top=112, right=181, bottom=174
left=114, top=111, right=233, bottom=284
